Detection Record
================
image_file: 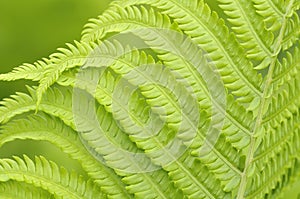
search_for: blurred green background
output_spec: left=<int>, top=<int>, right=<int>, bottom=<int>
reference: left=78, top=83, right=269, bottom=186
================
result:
left=0, top=0, right=112, bottom=173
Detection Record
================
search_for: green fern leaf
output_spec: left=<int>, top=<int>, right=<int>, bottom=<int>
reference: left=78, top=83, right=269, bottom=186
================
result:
left=0, top=0, right=299, bottom=198
left=0, top=113, right=131, bottom=198
left=0, top=181, right=53, bottom=199
left=0, top=60, right=49, bottom=82
left=0, top=155, right=106, bottom=199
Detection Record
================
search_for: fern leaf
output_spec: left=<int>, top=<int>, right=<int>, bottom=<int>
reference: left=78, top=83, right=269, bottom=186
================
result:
left=217, top=0, right=274, bottom=69
left=59, top=63, right=247, bottom=195
left=251, top=0, right=286, bottom=31
left=0, top=155, right=106, bottom=199
left=4, top=82, right=182, bottom=198
left=86, top=59, right=242, bottom=194
left=35, top=41, right=94, bottom=106
left=236, top=1, right=298, bottom=198
left=82, top=1, right=263, bottom=103
left=0, top=86, right=74, bottom=127
left=57, top=40, right=247, bottom=193
left=0, top=59, right=49, bottom=82
left=73, top=88, right=183, bottom=199
left=282, top=12, right=300, bottom=50
left=0, top=113, right=132, bottom=198
left=0, top=91, right=35, bottom=124
left=87, top=21, right=253, bottom=148
left=256, top=78, right=300, bottom=166
left=0, top=0, right=299, bottom=198
left=272, top=43, right=300, bottom=92
left=0, top=181, right=53, bottom=199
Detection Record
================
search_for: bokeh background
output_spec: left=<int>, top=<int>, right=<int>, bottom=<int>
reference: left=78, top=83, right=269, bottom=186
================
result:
left=0, top=0, right=112, bottom=174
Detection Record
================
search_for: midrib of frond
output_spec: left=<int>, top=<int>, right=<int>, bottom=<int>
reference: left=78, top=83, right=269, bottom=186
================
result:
left=80, top=9, right=252, bottom=137
left=237, top=0, right=295, bottom=198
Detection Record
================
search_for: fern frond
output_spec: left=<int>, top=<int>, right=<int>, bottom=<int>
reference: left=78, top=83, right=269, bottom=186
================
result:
left=1, top=85, right=83, bottom=128
left=0, top=181, right=53, bottom=199
left=282, top=12, right=300, bottom=50
left=0, top=155, right=106, bottom=199
left=16, top=81, right=183, bottom=198
left=0, top=91, right=35, bottom=124
left=88, top=42, right=243, bottom=184
left=0, top=86, right=74, bottom=127
left=272, top=43, right=300, bottom=92
left=251, top=0, right=286, bottom=31
left=35, top=41, right=94, bottom=106
left=73, top=88, right=184, bottom=198
left=63, top=67, right=227, bottom=197
left=56, top=41, right=247, bottom=194
left=97, top=70, right=241, bottom=194
left=0, top=59, right=49, bottom=82
left=86, top=17, right=254, bottom=153
left=257, top=78, right=300, bottom=162
left=0, top=0, right=299, bottom=198
left=60, top=65, right=247, bottom=195
left=217, top=0, right=274, bottom=69
left=245, top=155, right=298, bottom=198
left=237, top=0, right=297, bottom=197
left=0, top=113, right=132, bottom=198
left=83, top=1, right=263, bottom=103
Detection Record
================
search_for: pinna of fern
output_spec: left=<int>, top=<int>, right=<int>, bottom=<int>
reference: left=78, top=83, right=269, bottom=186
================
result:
left=0, top=0, right=299, bottom=198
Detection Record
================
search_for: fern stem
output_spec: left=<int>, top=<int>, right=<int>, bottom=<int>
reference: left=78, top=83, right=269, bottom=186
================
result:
left=236, top=0, right=295, bottom=198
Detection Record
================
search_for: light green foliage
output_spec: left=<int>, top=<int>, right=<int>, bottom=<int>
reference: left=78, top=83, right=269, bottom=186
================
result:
left=0, top=0, right=299, bottom=198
